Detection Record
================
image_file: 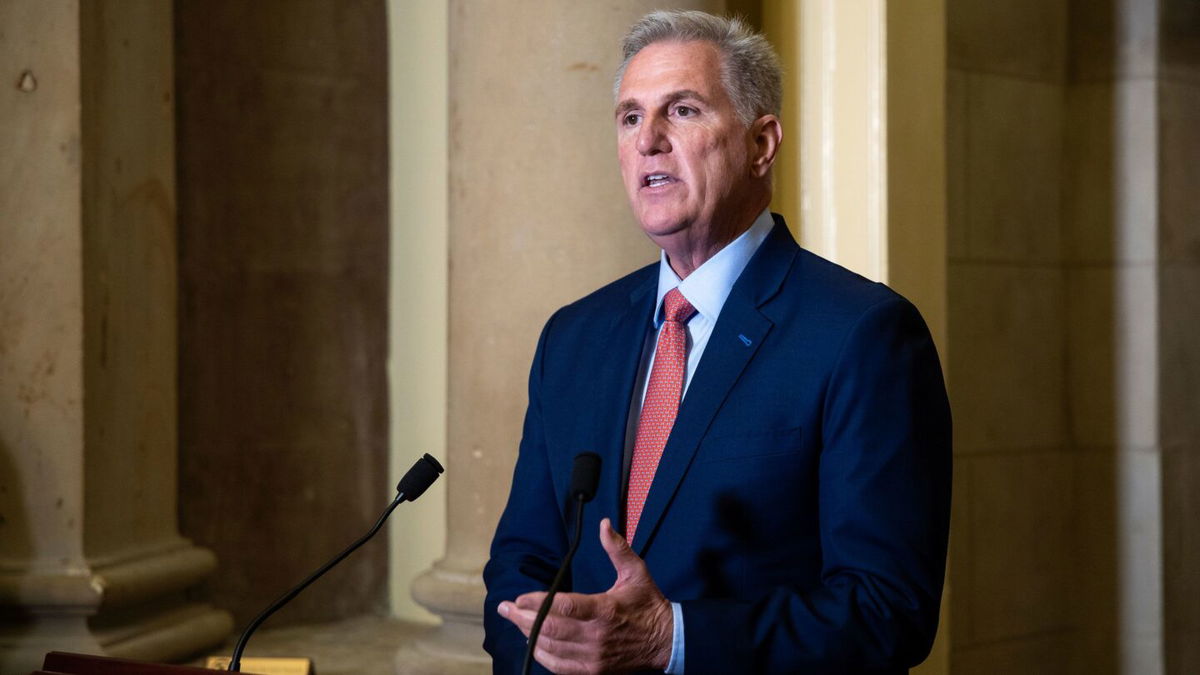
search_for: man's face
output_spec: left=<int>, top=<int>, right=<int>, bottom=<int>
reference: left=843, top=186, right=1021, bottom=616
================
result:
left=615, top=40, right=754, bottom=245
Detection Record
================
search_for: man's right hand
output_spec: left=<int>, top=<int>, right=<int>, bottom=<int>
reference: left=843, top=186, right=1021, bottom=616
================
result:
left=497, top=518, right=674, bottom=674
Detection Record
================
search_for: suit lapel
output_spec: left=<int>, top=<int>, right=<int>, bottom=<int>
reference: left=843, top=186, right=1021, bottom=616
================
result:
left=631, top=217, right=799, bottom=555
left=587, top=273, right=656, bottom=530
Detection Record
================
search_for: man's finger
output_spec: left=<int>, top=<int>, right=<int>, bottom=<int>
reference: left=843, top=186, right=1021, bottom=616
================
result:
left=600, top=517, right=646, bottom=584
left=497, top=601, right=537, bottom=637
left=513, top=591, right=546, bottom=611
left=532, top=645, right=587, bottom=675
left=515, top=590, right=596, bottom=619
left=524, top=614, right=592, bottom=648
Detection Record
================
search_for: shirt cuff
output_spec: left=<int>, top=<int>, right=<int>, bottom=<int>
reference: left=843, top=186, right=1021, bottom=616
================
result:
left=664, top=601, right=685, bottom=674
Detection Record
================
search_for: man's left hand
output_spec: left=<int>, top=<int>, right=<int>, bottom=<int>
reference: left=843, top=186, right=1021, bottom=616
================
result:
left=497, top=517, right=674, bottom=674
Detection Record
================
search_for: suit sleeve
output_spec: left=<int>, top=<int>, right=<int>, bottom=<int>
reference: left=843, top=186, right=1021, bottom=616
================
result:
left=482, top=314, right=567, bottom=675
left=680, top=297, right=952, bottom=673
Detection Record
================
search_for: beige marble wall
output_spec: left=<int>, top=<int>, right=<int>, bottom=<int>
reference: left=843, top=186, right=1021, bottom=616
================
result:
left=0, top=2, right=230, bottom=671
left=0, top=0, right=86, bottom=579
left=946, top=0, right=1160, bottom=671
left=1064, top=1, right=1196, bottom=672
left=79, top=0, right=182, bottom=566
left=1066, top=4, right=1163, bottom=669
left=1159, top=1, right=1200, bottom=669
left=947, top=0, right=1200, bottom=672
left=174, top=0, right=391, bottom=628
left=946, top=0, right=1079, bottom=669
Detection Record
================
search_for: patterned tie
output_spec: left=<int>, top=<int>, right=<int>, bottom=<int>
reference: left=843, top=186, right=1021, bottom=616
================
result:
left=626, top=288, right=696, bottom=542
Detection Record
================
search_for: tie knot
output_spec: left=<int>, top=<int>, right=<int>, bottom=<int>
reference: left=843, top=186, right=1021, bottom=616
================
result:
left=662, top=288, right=696, bottom=324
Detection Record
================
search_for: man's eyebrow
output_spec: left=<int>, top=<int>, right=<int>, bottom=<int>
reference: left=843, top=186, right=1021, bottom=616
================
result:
left=614, top=90, right=712, bottom=119
left=665, top=89, right=709, bottom=105
left=615, top=99, right=640, bottom=118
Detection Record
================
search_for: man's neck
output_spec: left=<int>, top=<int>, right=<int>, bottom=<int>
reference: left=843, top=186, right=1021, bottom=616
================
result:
left=661, top=195, right=771, bottom=279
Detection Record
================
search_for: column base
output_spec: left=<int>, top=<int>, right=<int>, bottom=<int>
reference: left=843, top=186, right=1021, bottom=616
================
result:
left=0, top=542, right=233, bottom=672
left=394, top=560, right=489, bottom=674
left=0, top=603, right=232, bottom=674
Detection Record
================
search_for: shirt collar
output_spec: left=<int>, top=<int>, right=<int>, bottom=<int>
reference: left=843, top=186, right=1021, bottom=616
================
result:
left=653, top=208, right=775, bottom=327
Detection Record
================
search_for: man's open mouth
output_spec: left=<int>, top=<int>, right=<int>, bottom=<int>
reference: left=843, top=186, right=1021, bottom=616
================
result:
left=643, top=173, right=677, bottom=188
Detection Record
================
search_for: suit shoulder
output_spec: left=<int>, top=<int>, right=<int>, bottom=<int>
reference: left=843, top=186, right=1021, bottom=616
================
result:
left=549, top=261, right=656, bottom=324
left=790, top=247, right=910, bottom=316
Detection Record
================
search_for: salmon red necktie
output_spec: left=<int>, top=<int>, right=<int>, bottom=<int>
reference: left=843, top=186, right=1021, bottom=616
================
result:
left=626, top=287, right=696, bottom=542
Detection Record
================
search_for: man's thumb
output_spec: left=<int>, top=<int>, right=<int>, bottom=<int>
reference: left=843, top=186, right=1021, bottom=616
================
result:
left=600, top=517, right=643, bottom=582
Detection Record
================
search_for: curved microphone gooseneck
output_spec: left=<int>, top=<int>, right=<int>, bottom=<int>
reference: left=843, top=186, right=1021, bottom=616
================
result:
left=227, top=453, right=444, bottom=672
left=521, top=452, right=602, bottom=675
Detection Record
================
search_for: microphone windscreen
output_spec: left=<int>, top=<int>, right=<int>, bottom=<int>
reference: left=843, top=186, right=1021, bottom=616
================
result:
left=397, top=453, right=444, bottom=501
left=569, top=452, right=602, bottom=503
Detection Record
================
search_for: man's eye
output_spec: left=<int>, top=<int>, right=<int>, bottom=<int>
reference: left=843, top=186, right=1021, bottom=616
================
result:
left=623, top=113, right=641, bottom=126
left=674, top=105, right=696, bottom=117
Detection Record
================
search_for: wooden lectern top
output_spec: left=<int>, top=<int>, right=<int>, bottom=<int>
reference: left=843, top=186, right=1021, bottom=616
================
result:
left=37, top=652, right=246, bottom=675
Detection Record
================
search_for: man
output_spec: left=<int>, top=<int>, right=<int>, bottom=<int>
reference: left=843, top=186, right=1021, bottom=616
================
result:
left=484, top=11, right=951, bottom=674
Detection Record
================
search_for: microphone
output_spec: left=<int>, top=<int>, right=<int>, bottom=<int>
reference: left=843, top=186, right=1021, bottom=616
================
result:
left=397, top=453, right=444, bottom=501
left=227, top=453, right=444, bottom=672
left=569, top=451, right=601, bottom=502
left=522, top=452, right=601, bottom=675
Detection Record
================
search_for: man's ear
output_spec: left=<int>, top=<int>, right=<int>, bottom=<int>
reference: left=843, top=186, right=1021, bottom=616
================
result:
left=749, top=114, right=782, bottom=179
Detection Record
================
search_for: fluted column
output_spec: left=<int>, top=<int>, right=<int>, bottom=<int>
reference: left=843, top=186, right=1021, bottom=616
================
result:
left=0, top=2, right=230, bottom=672
left=394, top=2, right=723, bottom=672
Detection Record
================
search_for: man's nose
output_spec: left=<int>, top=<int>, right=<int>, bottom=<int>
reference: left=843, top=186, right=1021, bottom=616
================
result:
left=636, top=115, right=670, bottom=155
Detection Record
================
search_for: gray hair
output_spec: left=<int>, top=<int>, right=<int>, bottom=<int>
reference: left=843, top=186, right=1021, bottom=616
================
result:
left=614, top=10, right=783, bottom=126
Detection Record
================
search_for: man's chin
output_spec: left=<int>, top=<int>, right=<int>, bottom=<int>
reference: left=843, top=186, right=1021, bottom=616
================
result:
left=635, top=213, right=690, bottom=240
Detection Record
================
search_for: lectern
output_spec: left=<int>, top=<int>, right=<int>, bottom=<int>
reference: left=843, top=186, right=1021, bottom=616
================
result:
left=34, top=652, right=226, bottom=674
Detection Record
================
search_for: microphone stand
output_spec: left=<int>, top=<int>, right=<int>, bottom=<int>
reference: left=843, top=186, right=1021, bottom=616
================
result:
left=227, top=453, right=443, bottom=672
left=227, top=493, right=402, bottom=671
left=522, top=452, right=599, bottom=675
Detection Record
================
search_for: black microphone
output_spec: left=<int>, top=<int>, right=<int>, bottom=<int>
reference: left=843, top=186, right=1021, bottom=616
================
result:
left=568, top=451, right=601, bottom=502
left=522, top=452, right=601, bottom=675
left=227, top=453, right=444, bottom=672
left=397, top=453, right=444, bottom=501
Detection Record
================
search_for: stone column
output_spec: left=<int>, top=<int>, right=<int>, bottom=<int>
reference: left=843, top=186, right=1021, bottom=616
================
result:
left=0, top=3, right=230, bottom=672
left=395, top=2, right=721, bottom=672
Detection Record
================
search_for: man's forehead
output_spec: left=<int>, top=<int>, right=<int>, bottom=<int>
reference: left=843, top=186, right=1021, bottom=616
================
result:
left=616, top=41, right=724, bottom=105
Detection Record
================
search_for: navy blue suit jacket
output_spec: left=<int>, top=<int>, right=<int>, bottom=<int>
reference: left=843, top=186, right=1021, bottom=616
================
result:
left=484, top=216, right=951, bottom=673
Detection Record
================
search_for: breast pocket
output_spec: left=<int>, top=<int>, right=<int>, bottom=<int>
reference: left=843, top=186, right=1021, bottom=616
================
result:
left=696, top=425, right=805, bottom=464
